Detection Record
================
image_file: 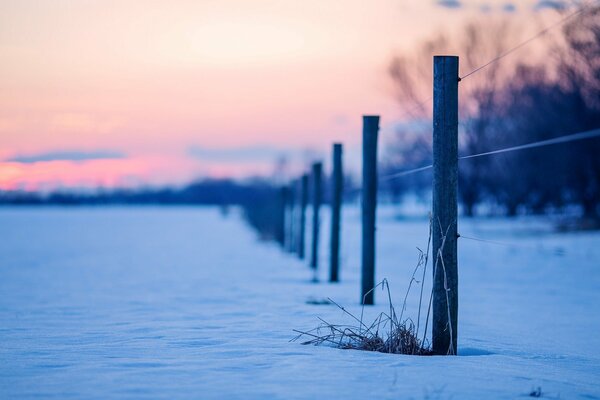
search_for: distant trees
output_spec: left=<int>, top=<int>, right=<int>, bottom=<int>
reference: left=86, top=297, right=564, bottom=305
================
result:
left=484, top=6, right=600, bottom=217
left=0, top=178, right=293, bottom=240
left=0, top=178, right=271, bottom=207
left=557, top=6, right=600, bottom=217
left=387, top=6, right=600, bottom=219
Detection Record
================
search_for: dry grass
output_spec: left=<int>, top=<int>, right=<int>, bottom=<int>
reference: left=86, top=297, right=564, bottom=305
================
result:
left=292, top=215, right=458, bottom=356
left=292, top=279, right=433, bottom=356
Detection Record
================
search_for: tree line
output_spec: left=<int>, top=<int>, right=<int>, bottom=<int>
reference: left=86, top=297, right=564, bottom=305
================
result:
left=0, top=179, right=269, bottom=207
left=384, top=7, right=600, bottom=219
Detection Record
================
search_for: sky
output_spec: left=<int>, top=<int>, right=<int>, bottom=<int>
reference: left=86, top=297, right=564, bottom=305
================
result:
left=0, top=0, right=574, bottom=190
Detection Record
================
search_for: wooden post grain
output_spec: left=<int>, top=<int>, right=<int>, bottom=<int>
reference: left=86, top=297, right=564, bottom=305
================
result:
left=287, top=182, right=296, bottom=253
left=298, top=174, right=309, bottom=259
left=330, top=143, right=343, bottom=282
left=277, top=186, right=288, bottom=248
left=361, top=116, right=379, bottom=305
left=310, top=162, right=322, bottom=272
left=432, top=55, right=459, bottom=355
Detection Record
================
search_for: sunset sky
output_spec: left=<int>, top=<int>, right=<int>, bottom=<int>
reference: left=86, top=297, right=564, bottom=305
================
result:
left=0, top=0, right=571, bottom=190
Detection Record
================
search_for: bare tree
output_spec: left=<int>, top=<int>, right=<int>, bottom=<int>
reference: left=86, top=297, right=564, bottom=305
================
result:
left=387, top=6, right=600, bottom=221
left=387, top=19, right=519, bottom=215
left=557, top=5, right=600, bottom=218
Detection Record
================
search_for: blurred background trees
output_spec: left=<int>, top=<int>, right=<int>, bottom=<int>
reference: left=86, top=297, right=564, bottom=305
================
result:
left=386, top=5, right=600, bottom=220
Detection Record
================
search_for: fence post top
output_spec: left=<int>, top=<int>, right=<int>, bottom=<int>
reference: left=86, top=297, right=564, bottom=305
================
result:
left=362, top=116, right=380, bottom=131
left=433, top=55, right=459, bottom=60
left=363, top=115, right=380, bottom=121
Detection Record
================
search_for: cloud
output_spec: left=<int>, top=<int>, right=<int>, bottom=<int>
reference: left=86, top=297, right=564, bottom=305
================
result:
left=436, top=0, right=462, bottom=9
left=187, top=145, right=293, bottom=163
left=534, top=0, right=568, bottom=10
left=7, top=150, right=126, bottom=164
left=503, top=3, right=517, bottom=12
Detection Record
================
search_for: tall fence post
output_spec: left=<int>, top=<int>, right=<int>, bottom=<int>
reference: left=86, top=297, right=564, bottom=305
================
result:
left=298, top=174, right=309, bottom=259
left=287, top=182, right=296, bottom=253
left=330, top=143, right=343, bottom=283
left=310, top=162, right=322, bottom=275
left=277, top=186, right=288, bottom=248
left=432, top=55, right=459, bottom=356
left=361, top=116, right=379, bottom=305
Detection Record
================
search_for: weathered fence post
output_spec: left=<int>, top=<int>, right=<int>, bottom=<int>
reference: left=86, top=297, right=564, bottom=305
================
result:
left=310, top=162, right=322, bottom=274
left=298, top=174, right=309, bottom=259
left=330, top=143, right=343, bottom=282
left=277, top=186, right=288, bottom=248
left=287, top=182, right=296, bottom=253
left=432, top=55, right=459, bottom=356
left=361, top=116, right=379, bottom=305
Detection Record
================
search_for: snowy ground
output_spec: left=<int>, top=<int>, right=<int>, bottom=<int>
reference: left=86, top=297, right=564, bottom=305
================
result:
left=1, top=206, right=599, bottom=399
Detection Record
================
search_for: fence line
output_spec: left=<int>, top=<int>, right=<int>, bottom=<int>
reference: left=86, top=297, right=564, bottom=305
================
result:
left=254, top=46, right=599, bottom=357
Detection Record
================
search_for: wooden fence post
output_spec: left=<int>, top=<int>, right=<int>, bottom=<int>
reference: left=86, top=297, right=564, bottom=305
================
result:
left=287, top=182, right=296, bottom=253
left=298, top=174, right=309, bottom=259
left=330, top=143, right=343, bottom=282
left=310, top=162, right=322, bottom=273
left=277, top=186, right=288, bottom=248
left=361, top=116, right=379, bottom=305
left=432, top=55, right=459, bottom=355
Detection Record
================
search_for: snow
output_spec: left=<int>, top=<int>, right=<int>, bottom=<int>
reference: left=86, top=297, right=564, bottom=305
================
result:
left=1, top=206, right=599, bottom=399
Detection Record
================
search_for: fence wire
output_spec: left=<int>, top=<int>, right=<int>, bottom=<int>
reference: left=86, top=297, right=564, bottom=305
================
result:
left=459, top=4, right=589, bottom=80
left=378, top=127, right=600, bottom=183
left=459, top=127, right=600, bottom=160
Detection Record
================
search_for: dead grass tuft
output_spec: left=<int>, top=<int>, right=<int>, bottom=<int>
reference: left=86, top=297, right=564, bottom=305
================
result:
left=292, top=216, right=451, bottom=356
left=292, top=280, right=433, bottom=356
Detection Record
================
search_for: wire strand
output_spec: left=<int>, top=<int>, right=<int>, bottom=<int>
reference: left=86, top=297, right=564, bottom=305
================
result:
left=377, top=128, right=600, bottom=183
left=379, top=164, right=433, bottom=182
left=460, top=5, right=588, bottom=80
left=458, top=234, right=514, bottom=247
left=459, top=127, right=600, bottom=160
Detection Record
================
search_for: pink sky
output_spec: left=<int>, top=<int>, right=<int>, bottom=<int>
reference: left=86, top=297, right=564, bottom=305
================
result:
left=0, top=0, right=566, bottom=190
